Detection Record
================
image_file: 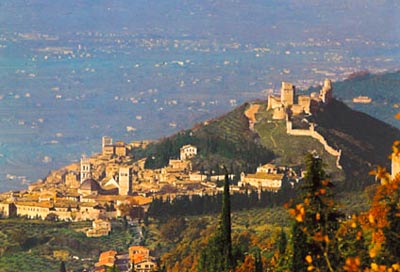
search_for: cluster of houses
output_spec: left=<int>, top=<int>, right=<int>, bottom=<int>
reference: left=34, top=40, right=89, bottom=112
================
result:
left=0, top=79, right=345, bottom=230
left=94, top=245, right=157, bottom=272
left=0, top=135, right=300, bottom=228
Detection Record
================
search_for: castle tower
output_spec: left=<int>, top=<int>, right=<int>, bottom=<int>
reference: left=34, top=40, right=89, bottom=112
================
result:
left=280, top=82, right=295, bottom=107
left=102, top=136, right=114, bottom=156
left=80, top=157, right=92, bottom=184
left=118, top=167, right=132, bottom=195
left=102, top=136, right=113, bottom=149
left=320, top=79, right=333, bottom=104
left=392, top=152, right=400, bottom=179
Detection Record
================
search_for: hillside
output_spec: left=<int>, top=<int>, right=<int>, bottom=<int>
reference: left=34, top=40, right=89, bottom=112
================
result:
left=313, top=99, right=400, bottom=189
left=134, top=98, right=399, bottom=190
left=308, top=71, right=400, bottom=129
left=133, top=103, right=275, bottom=179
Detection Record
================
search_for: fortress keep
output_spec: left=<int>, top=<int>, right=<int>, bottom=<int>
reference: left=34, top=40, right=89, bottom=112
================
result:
left=267, top=79, right=333, bottom=120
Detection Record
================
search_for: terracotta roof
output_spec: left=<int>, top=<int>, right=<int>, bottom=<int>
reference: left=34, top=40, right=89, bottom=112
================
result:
left=95, top=250, right=117, bottom=267
left=99, top=250, right=117, bottom=257
left=129, top=245, right=149, bottom=252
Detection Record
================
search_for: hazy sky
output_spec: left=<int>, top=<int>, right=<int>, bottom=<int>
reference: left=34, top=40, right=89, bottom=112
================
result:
left=1, top=0, right=399, bottom=43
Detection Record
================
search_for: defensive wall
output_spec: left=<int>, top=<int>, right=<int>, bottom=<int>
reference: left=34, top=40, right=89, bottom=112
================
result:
left=286, top=119, right=342, bottom=169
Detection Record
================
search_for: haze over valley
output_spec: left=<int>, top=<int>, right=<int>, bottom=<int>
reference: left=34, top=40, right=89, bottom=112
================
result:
left=1, top=0, right=399, bottom=190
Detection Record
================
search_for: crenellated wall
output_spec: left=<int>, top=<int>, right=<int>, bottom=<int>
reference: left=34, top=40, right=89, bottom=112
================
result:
left=286, top=119, right=342, bottom=169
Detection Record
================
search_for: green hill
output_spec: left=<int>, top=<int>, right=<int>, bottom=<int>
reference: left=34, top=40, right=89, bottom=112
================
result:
left=134, top=102, right=275, bottom=178
left=313, top=99, right=399, bottom=189
left=134, top=98, right=399, bottom=190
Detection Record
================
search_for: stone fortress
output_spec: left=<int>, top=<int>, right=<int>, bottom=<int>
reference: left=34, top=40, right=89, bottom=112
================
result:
left=266, top=79, right=342, bottom=169
left=267, top=79, right=333, bottom=120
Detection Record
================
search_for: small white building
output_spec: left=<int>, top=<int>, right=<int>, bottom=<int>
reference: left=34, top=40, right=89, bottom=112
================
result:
left=180, top=145, right=197, bottom=161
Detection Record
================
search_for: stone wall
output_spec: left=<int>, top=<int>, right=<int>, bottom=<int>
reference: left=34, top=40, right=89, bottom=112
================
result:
left=286, top=119, right=342, bottom=169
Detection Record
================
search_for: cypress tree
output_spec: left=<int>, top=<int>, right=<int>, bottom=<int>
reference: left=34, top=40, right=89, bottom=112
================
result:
left=221, top=170, right=233, bottom=270
left=60, top=261, right=66, bottom=272
left=290, top=154, right=343, bottom=272
left=198, top=169, right=234, bottom=272
left=253, top=248, right=263, bottom=272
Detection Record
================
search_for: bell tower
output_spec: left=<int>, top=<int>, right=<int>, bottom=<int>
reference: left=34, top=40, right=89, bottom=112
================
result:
left=80, top=157, right=92, bottom=184
left=119, top=167, right=132, bottom=195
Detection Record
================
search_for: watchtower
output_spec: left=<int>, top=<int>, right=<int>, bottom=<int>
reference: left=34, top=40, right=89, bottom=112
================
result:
left=320, top=79, right=333, bottom=104
left=280, top=82, right=295, bottom=107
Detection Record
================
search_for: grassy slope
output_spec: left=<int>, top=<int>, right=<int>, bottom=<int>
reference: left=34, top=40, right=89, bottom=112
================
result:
left=135, top=95, right=399, bottom=189
left=134, top=102, right=275, bottom=176
left=253, top=103, right=343, bottom=181
left=313, top=99, right=400, bottom=189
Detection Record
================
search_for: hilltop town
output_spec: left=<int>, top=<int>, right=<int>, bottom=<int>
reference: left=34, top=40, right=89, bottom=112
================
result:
left=0, top=78, right=399, bottom=271
left=1, top=79, right=399, bottom=233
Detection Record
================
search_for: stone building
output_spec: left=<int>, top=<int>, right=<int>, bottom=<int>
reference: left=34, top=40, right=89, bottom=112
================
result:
left=65, top=171, right=80, bottom=189
left=15, top=201, right=52, bottom=219
left=256, top=163, right=279, bottom=174
left=297, top=95, right=311, bottom=114
left=129, top=246, right=157, bottom=272
left=319, top=79, right=333, bottom=103
left=78, top=178, right=102, bottom=196
left=118, top=167, right=132, bottom=196
left=280, top=81, right=295, bottom=107
left=240, top=163, right=284, bottom=192
left=115, top=141, right=127, bottom=157
left=101, top=137, right=127, bottom=157
left=0, top=202, right=17, bottom=217
left=240, top=172, right=284, bottom=192
left=86, top=219, right=111, bottom=237
left=267, top=78, right=333, bottom=120
left=180, top=145, right=197, bottom=160
left=102, top=136, right=114, bottom=156
left=80, top=157, right=92, bottom=184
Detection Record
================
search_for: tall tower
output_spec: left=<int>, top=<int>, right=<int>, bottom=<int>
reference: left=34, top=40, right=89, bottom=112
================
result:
left=119, top=167, right=132, bottom=195
left=280, top=82, right=295, bottom=107
left=320, top=79, right=333, bottom=104
left=102, top=136, right=113, bottom=155
left=392, top=152, right=400, bottom=179
left=102, top=136, right=113, bottom=148
left=80, top=157, right=92, bottom=184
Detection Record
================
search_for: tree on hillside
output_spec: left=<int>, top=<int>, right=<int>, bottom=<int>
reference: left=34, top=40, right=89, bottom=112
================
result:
left=288, top=154, right=343, bottom=271
left=275, top=228, right=290, bottom=270
left=198, top=170, right=234, bottom=272
left=60, top=261, right=66, bottom=272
